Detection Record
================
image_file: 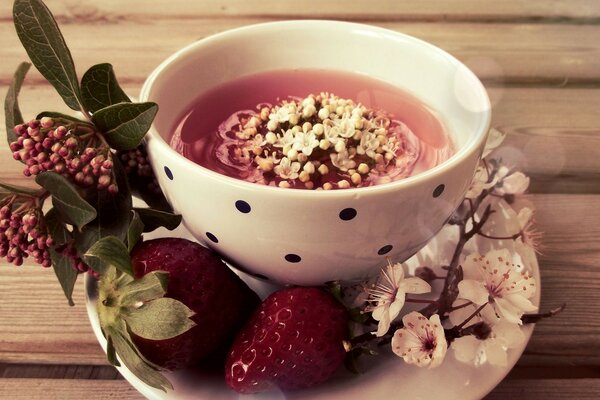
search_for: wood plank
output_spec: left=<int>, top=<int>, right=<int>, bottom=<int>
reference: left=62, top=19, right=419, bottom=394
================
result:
left=1, top=86, right=598, bottom=194
left=486, top=379, right=600, bottom=399
left=0, top=194, right=598, bottom=366
left=1, top=19, right=600, bottom=85
left=0, top=379, right=142, bottom=400
left=1, top=0, right=599, bottom=21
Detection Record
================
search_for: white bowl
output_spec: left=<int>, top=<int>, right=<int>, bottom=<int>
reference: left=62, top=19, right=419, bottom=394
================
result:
left=140, top=20, right=491, bottom=285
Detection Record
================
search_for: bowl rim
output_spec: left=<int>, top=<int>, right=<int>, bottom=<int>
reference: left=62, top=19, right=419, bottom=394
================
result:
left=140, top=20, right=491, bottom=198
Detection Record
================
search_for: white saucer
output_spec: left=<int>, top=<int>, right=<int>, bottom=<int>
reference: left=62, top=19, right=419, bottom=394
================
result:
left=85, top=201, right=540, bottom=400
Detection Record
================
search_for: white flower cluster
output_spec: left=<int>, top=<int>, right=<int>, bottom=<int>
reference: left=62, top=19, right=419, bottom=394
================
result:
left=232, top=93, right=413, bottom=189
left=358, top=129, right=540, bottom=369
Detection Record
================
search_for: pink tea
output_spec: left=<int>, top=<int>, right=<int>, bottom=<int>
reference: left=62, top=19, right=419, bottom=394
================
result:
left=170, top=69, right=454, bottom=189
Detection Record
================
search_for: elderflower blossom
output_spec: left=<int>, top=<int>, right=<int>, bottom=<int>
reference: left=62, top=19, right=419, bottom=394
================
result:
left=330, top=149, right=356, bottom=172
left=364, top=260, right=431, bottom=336
left=458, top=248, right=537, bottom=324
left=292, top=131, right=319, bottom=156
left=391, top=312, right=447, bottom=368
left=273, top=157, right=301, bottom=180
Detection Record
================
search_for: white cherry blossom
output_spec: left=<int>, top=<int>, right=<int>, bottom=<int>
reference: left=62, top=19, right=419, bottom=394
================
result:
left=465, top=165, right=497, bottom=199
left=391, top=312, right=447, bottom=368
left=458, top=249, right=537, bottom=324
left=482, top=128, right=506, bottom=158
left=364, top=260, right=431, bottom=336
left=494, top=166, right=530, bottom=196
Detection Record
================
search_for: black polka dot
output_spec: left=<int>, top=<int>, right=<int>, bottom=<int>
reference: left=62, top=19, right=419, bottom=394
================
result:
left=235, top=200, right=251, bottom=213
left=432, top=184, right=445, bottom=198
left=206, top=232, right=218, bottom=243
left=285, top=254, right=302, bottom=263
left=339, top=208, right=357, bottom=221
left=164, top=166, right=173, bottom=180
left=378, top=245, right=393, bottom=255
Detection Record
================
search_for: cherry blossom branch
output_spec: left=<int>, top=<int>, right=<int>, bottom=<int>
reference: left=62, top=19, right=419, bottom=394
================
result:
left=522, top=304, right=566, bottom=324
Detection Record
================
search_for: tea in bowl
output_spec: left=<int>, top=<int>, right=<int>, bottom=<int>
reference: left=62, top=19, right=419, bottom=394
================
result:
left=140, top=20, right=491, bottom=285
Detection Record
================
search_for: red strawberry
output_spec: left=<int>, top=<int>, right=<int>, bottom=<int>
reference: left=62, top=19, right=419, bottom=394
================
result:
left=130, top=238, right=260, bottom=369
left=225, top=287, right=349, bottom=393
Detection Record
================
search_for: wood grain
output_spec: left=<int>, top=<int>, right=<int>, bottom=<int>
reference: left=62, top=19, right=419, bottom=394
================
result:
left=486, top=379, right=600, bottom=399
left=0, top=194, right=598, bottom=366
left=0, top=379, right=142, bottom=400
left=1, top=19, right=600, bottom=85
left=1, top=0, right=599, bottom=21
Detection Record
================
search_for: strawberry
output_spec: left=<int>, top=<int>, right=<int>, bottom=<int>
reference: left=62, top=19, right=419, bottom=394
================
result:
left=225, top=287, right=349, bottom=393
left=130, top=238, right=260, bottom=370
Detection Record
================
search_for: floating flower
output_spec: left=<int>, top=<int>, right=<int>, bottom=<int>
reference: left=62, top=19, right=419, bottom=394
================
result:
left=330, top=149, right=356, bottom=172
left=273, top=157, right=301, bottom=180
left=272, top=129, right=295, bottom=149
left=494, top=166, right=530, bottom=196
left=391, top=312, right=447, bottom=368
left=364, top=260, right=431, bottom=336
left=292, top=131, right=319, bottom=156
left=452, top=319, right=526, bottom=367
left=335, top=117, right=356, bottom=138
left=458, top=249, right=537, bottom=324
left=358, top=131, right=380, bottom=158
left=465, top=165, right=497, bottom=199
left=269, top=105, right=292, bottom=123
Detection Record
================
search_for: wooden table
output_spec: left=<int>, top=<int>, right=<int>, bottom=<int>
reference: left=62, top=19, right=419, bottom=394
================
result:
left=1, top=1, right=599, bottom=399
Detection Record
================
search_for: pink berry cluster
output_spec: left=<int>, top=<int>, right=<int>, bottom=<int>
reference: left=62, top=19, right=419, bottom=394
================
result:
left=10, top=118, right=118, bottom=193
left=55, top=242, right=96, bottom=276
left=0, top=203, right=52, bottom=267
left=119, top=145, right=161, bottom=194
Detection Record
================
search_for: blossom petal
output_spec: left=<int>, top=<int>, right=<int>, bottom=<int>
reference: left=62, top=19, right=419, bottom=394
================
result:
left=461, top=253, right=485, bottom=280
left=493, top=297, right=524, bottom=324
left=458, top=279, right=489, bottom=305
left=428, top=314, right=448, bottom=368
left=400, top=277, right=431, bottom=295
left=494, top=321, right=526, bottom=348
left=499, top=172, right=530, bottom=195
left=452, top=335, right=481, bottom=366
left=376, top=307, right=391, bottom=337
left=505, top=293, right=538, bottom=312
left=388, top=292, right=406, bottom=323
left=482, top=128, right=506, bottom=158
left=482, top=339, right=509, bottom=367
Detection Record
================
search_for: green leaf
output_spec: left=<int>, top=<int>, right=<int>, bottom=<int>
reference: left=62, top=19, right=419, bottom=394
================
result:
left=120, top=271, right=168, bottom=305
left=36, top=111, right=84, bottom=123
left=84, top=236, right=133, bottom=276
left=13, top=0, right=84, bottom=111
left=49, top=248, right=78, bottom=306
left=127, top=211, right=144, bottom=251
left=106, top=335, right=121, bottom=367
left=107, top=327, right=173, bottom=392
left=124, top=297, right=196, bottom=340
left=73, top=157, right=131, bottom=256
left=35, top=172, right=96, bottom=230
left=4, top=62, right=31, bottom=146
left=44, top=208, right=71, bottom=246
left=0, top=181, right=39, bottom=196
left=81, top=63, right=131, bottom=113
left=134, top=208, right=181, bottom=233
left=92, top=102, right=158, bottom=150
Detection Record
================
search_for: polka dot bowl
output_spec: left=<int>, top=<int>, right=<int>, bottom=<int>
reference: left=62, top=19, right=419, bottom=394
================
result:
left=140, top=21, right=491, bottom=285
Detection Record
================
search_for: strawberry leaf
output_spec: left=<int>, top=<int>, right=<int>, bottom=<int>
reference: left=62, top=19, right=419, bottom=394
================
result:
left=107, top=326, right=173, bottom=392
left=4, top=62, right=31, bottom=147
left=123, top=297, right=196, bottom=341
left=49, top=248, right=78, bottom=306
left=36, top=172, right=97, bottom=230
left=92, top=102, right=158, bottom=151
left=81, top=63, right=131, bottom=113
left=119, top=271, right=169, bottom=305
left=127, top=211, right=144, bottom=252
left=84, top=235, right=133, bottom=276
left=106, top=334, right=121, bottom=367
left=13, top=0, right=84, bottom=111
left=133, top=207, right=181, bottom=232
